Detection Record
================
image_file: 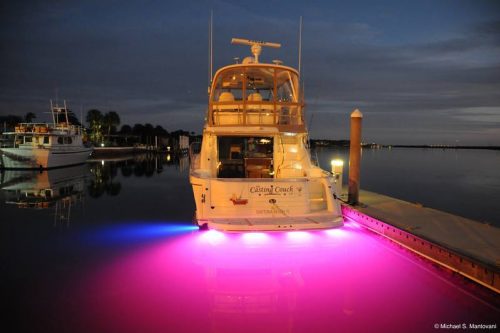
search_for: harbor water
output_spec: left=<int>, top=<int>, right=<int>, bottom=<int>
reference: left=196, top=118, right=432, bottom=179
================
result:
left=1, top=149, right=499, bottom=332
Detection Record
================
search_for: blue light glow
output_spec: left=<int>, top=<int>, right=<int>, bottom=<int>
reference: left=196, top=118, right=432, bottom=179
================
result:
left=87, top=222, right=198, bottom=244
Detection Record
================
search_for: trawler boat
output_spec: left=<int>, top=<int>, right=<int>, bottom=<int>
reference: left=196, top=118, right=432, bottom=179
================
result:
left=189, top=38, right=343, bottom=231
left=0, top=101, right=93, bottom=169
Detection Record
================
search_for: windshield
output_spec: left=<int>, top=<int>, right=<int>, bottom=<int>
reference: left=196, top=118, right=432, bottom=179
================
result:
left=212, top=66, right=299, bottom=103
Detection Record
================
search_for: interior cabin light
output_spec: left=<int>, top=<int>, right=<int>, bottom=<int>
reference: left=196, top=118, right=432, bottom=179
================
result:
left=283, top=132, right=296, bottom=136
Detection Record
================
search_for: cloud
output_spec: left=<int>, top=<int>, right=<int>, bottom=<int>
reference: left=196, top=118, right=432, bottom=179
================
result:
left=0, top=1, right=499, bottom=144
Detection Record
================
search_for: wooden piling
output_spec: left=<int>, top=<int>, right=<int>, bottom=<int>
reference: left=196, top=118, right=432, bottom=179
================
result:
left=348, top=109, right=363, bottom=205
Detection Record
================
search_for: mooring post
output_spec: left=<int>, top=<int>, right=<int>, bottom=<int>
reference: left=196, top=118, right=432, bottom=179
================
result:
left=348, top=109, right=363, bottom=205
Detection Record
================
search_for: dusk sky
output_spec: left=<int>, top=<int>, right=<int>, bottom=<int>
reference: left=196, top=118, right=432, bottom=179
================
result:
left=1, top=0, right=499, bottom=144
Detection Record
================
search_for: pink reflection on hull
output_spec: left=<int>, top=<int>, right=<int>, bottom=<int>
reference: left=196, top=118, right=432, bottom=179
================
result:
left=76, top=226, right=499, bottom=333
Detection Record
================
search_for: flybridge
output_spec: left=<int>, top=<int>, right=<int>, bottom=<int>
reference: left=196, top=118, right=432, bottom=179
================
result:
left=207, top=38, right=303, bottom=130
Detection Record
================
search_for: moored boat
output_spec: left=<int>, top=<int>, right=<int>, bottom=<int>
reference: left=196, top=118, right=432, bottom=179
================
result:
left=189, top=38, right=343, bottom=231
left=0, top=101, right=93, bottom=169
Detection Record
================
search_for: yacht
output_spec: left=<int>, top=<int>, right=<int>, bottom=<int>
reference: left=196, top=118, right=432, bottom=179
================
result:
left=0, top=101, right=93, bottom=169
left=189, top=38, right=343, bottom=231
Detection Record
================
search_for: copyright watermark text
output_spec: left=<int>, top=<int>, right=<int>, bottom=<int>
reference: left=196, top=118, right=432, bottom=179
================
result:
left=434, top=323, right=497, bottom=330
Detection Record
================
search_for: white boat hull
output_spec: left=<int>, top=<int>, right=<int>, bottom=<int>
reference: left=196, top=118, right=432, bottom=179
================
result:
left=191, top=173, right=343, bottom=231
left=1, top=147, right=93, bottom=169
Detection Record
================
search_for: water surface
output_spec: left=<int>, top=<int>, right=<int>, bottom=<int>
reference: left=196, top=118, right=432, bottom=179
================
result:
left=317, top=147, right=500, bottom=226
left=1, top=151, right=498, bottom=333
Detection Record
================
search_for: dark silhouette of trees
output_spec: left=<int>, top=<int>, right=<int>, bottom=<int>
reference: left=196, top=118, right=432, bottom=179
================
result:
left=103, top=111, right=120, bottom=136
left=24, top=112, right=36, bottom=123
left=81, top=108, right=196, bottom=148
left=86, top=109, right=103, bottom=143
left=0, top=115, right=23, bottom=131
left=120, top=124, right=132, bottom=134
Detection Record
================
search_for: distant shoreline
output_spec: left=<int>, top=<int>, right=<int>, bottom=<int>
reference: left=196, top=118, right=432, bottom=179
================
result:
left=388, top=145, right=500, bottom=150
left=310, top=140, right=500, bottom=150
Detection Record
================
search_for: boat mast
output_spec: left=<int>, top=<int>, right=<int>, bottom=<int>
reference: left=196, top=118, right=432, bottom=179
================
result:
left=64, top=100, right=69, bottom=124
left=50, top=100, right=56, bottom=125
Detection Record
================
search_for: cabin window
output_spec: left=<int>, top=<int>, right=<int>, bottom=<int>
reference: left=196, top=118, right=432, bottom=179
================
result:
left=217, top=136, right=274, bottom=178
left=58, top=137, right=63, bottom=144
left=24, top=136, right=32, bottom=143
left=245, top=67, right=274, bottom=101
left=43, top=136, right=49, bottom=144
left=276, top=70, right=298, bottom=102
left=212, top=68, right=244, bottom=102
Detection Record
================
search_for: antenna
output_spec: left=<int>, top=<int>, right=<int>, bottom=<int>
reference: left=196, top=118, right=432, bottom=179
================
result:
left=231, top=38, right=281, bottom=63
left=210, top=10, right=213, bottom=85
left=50, top=99, right=56, bottom=124
left=298, top=16, right=303, bottom=76
left=64, top=100, right=69, bottom=124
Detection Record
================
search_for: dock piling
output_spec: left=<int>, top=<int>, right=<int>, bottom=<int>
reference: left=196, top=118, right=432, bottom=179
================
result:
left=348, top=109, right=363, bottom=205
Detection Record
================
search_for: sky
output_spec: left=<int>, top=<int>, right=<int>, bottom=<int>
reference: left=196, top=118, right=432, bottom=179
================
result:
left=1, top=0, right=499, bottom=145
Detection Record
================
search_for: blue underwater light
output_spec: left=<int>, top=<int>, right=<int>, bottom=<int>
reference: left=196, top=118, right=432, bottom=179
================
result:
left=87, top=222, right=198, bottom=245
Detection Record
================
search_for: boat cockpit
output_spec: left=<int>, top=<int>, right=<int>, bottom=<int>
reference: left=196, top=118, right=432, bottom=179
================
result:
left=217, top=136, right=274, bottom=178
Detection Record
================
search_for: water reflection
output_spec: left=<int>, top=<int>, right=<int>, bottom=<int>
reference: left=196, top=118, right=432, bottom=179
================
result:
left=0, top=153, right=190, bottom=225
left=0, top=164, right=88, bottom=226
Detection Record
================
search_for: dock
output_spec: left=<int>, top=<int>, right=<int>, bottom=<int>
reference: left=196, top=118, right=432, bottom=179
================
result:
left=341, top=190, right=500, bottom=293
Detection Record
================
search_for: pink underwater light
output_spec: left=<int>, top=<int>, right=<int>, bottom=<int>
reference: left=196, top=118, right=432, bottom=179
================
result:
left=74, top=223, right=497, bottom=333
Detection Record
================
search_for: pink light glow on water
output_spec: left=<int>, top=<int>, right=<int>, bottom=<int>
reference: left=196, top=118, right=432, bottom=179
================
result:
left=286, top=230, right=313, bottom=242
left=323, top=227, right=349, bottom=238
left=241, top=232, right=270, bottom=245
left=72, top=226, right=499, bottom=333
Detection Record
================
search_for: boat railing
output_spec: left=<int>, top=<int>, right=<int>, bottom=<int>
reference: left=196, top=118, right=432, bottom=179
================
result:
left=12, top=122, right=83, bottom=135
left=209, top=102, right=304, bottom=130
left=14, top=123, right=49, bottom=133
